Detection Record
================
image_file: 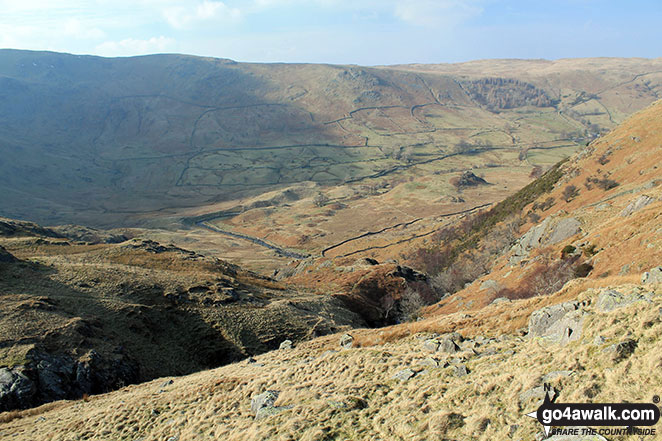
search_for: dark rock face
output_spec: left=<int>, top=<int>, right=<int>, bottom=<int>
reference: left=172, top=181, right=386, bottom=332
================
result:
left=0, top=245, right=16, bottom=263
left=0, top=350, right=139, bottom=412
left=0, top=367, right=37, bottom=411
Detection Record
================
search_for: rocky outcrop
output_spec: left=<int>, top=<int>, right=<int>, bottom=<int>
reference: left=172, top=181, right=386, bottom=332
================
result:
left=0, top=217, right=63, bottom=239
left=51, top=224, right=128, bottom=244
left=596, top=288, right=651, bottom=312
left=336, top=263, right=435, bottom=326
left=452, top=171, right=489, bottom=188
left=528, top=301, right=587, bottom=345
left=0, top=350, right=139, bottom=411
left=510, top=217, right=582, bottom=265
left=620, top=195, right=655, bottom=216
left=0, top=367, right=36, bottom=411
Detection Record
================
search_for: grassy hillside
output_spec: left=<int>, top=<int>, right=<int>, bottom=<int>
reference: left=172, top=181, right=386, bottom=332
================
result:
left=1, top=50, right=661, bottom=231
left=0, top=217, right=368, bottom=411
left=2, top=85, right=661, bottom=441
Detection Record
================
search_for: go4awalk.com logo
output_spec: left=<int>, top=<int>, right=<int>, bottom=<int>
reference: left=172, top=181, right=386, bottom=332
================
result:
left=525, top=385, right=661, bottom=438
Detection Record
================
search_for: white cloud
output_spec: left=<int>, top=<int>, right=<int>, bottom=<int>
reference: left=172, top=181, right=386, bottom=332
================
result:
left=247, top=0, right=483, bottom=27
left=63, top=18, right=106, bottom=40
left=394, top=0, right=483, bottom=27
left=163, top=1, right=241, bottom=29
left=95, top=36, right=176, bottom=57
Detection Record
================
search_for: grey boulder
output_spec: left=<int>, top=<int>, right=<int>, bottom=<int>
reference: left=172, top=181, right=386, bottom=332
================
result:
left=642, top=267, right=662, bottom=284
left=528, top=301, right=587, bottom=345
left=339, top=334, right=354, bottom=349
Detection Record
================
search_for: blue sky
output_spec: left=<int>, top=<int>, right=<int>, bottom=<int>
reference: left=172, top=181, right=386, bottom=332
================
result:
left=0, top=0, right=660, bottom=65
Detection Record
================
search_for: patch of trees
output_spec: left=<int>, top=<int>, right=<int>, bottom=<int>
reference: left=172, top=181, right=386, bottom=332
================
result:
left=463, top=77, right=557, bottom=111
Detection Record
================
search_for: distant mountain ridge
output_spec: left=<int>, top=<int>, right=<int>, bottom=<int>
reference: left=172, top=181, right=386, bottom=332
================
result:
left=1, top=50, right=661, bottom=227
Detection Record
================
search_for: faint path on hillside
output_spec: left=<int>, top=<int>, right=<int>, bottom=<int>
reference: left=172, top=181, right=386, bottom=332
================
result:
left=321, top=202, right=493, bottom=257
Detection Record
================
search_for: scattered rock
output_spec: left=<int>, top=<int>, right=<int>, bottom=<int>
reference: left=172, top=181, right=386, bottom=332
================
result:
left=604, top=339, right=637, bottom=362
left=519, top=385, right=557, bottom=408
left=491, top=297, right=510, bottom=305
left=423, top=339, right=440, bottom=352
left=327, top=396, right=368, bottom=410
left=642, top=267, right=662, bottom=284
left=461, top=339, right=480, bottom=350
left=479, top=348, right=498, bottom=357
left=480, top=279, right=501, bottom=292
left=437, top=338, right=461, bottom=354
left=444, top=332, right=464, bottom=344
left=620, top=195, right=654, bottom=216
left=279, top=340, right=293, bottom=350
left=593, top=335, right=606, bottom=346
left=339, top=333, right=354, bottom=349
left=453, top=364, right=469, bottom=377
left=251, top=390, right=280, bottom=416
left=418, top=357, right=443, bottom=368
left=255, top=406, right=288, bottom=420
left=160, top=379, right=174, bottom=388
left=542, top=371, right=573, bottom=383
left=528, top=301, right=587, bottom=345
left=392, top=368, right=418, bottom=382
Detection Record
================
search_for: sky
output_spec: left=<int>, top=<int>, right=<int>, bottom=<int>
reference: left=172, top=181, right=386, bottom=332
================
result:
left=0, top=0, right=660, bottom=65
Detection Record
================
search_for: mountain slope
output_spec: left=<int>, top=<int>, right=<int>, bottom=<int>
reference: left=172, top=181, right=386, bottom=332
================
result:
left=0, top=217, right=367, bottom=411
left=2, top=91, right=661, bottom=441
left=2, top=50, right=662, bottom=229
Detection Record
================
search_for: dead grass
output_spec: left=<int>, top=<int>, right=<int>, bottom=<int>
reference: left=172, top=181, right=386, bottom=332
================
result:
left=1, top=283, right=659, bottom=441
left=0, top=401, right=67, bottom=424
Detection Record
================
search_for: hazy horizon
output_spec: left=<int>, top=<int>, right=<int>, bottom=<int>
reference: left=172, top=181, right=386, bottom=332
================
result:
left=1, top=0, right=660, bottom=65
